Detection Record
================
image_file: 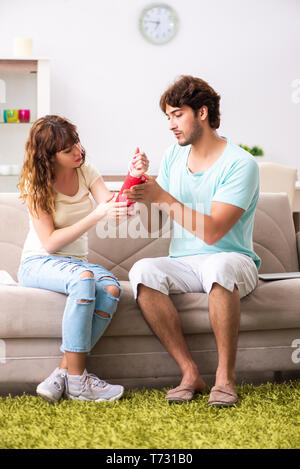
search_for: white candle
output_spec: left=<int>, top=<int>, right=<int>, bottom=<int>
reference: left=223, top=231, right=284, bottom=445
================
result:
left=13, top=38, right=33, bottom=57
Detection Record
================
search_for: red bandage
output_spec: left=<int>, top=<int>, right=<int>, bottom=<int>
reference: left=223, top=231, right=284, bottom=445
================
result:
left=115, top=173, right=146, bottom=205
left=116, top=147, right=146, bottom=205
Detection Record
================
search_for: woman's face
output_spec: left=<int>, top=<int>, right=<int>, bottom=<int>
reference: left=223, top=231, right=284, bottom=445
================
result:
left=55, top=143, right=83, bottom=169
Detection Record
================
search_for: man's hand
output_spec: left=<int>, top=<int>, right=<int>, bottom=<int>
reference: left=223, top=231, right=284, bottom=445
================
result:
left=123, top=175, right=164, bottom=204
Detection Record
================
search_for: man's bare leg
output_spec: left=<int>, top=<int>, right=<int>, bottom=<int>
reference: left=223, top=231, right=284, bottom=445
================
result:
left=137, top=284, right=206, bottom=391
left=209, top=282, right=240, bottom=388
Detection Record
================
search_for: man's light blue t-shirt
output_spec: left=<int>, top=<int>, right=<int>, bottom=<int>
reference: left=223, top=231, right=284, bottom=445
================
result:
left=156, top=138, right=261, bottom=269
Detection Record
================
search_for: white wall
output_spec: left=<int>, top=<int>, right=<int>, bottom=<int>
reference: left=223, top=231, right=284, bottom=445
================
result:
left=0, top=0, right=299, bottom=175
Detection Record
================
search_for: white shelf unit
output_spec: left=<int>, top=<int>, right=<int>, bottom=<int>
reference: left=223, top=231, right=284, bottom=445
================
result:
left=0, top=58, right=50, bottom=192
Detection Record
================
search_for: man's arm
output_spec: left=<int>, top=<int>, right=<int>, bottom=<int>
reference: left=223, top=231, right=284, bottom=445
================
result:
left=158, top=190, right=244, bottom=245
left=125, top=176, right=245, bottom=244
left=137, top=201, right=164, bottom=235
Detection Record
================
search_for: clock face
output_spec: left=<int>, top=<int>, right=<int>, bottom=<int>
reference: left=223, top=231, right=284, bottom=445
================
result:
left=139, top=4, right=178, bottom=45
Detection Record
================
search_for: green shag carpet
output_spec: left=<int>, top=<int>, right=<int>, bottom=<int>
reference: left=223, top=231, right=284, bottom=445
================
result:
left=0, top=381, right=299, bottom=449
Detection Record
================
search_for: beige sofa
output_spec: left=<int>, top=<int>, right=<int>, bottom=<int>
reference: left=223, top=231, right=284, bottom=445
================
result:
left=0, top=192, right=299, bottom=394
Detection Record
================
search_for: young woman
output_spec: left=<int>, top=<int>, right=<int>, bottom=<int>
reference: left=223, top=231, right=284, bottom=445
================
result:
left=17, top=115, right=149, bottom=403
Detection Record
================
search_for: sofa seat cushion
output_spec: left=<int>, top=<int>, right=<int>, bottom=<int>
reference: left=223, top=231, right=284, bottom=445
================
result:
left=0, top=280, right=300, bottom=339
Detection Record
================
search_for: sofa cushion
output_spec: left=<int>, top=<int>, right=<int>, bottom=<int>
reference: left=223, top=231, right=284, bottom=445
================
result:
left=1, top=192, right=299, bottom=282
left=253, top=193, right=299, bottom=273
left=1, top=280, right=300, bottom=339
left=0, top=193, right=29, bottom=281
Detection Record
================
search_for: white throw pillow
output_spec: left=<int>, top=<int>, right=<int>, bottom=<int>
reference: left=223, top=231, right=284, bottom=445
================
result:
left=0, top=270, right=17, bottom=285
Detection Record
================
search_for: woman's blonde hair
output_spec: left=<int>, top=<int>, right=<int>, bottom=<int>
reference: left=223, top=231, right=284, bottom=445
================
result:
left=18, top=115, right=85, bottom=217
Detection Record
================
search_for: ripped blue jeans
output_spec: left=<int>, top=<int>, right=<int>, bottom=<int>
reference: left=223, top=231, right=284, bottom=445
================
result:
left=17, top=255, right=122, bottom=354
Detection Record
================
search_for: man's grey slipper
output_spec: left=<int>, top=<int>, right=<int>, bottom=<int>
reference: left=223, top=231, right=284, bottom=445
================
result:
left=165, top=385, right=198, bottom=402
left=207, top=385, right=239, bottom=407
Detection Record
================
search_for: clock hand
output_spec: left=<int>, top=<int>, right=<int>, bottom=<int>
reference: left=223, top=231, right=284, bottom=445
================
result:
left=145, top=20, right=160, bottom=25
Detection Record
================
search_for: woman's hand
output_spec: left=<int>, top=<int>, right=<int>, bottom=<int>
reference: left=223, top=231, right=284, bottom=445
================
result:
left=129, top=148, right=149, bottom=178
left=93, top=194, right=131, bottom=223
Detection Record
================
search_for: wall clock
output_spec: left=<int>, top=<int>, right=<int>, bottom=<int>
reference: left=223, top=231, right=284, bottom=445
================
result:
left=139, top=4, right=178, bottom=45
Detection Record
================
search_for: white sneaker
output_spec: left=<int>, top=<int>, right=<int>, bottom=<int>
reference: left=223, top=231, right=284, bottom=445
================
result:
left=65, top=370, right=124, bottom=402
left=36, top=368, right=67, bottom=403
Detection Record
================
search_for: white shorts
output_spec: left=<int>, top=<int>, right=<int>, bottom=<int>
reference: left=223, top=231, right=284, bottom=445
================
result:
left=129, top=252, right=259, bottom=300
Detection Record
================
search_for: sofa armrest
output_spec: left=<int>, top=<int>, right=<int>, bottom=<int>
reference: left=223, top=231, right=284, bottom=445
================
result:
left=296, top=232, right=300, bottom=267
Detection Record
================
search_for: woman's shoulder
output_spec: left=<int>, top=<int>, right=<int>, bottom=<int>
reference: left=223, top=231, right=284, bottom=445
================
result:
left=79, top=161, right=101, bottom=189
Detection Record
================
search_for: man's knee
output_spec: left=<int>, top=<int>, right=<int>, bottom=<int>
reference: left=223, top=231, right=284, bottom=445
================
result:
left=129, top=258, right=165, bottom=288
left=136, top=283, right=152, bottom=303
left=209, top=282, right=238, bottom=296
left=137, top=283, right=148, bottom=295
left=202, top=254, right=238, bottom=295
left=129, top=258, right=153, bottom=280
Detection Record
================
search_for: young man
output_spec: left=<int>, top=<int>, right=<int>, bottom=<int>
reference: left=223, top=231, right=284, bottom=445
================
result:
left=125, top=75, right=260, bottom=406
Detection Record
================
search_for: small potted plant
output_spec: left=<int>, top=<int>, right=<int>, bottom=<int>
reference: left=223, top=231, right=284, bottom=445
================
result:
left=239, top=144, right=264, bottom=157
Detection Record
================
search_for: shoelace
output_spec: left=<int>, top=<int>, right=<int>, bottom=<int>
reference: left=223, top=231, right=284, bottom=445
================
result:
left=46, top=371, right=65, bottom=392
left=81, top=373, right=107, bottom=392
left=52, top=380, right=63, bottom=392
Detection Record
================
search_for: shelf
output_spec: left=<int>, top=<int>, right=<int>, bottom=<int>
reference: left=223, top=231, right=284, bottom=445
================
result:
left=0, top=58, right=50, bottom=173
left=0, top=122, right=33, bottom=125
left=0, top=60, right=37, bottom=73
left=0, top=57, right=49, bottom=61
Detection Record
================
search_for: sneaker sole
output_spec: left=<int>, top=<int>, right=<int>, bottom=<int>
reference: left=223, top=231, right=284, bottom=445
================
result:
left=36, top=388, right=60, bottom=404
left=65, top=387, right=124, bottom=403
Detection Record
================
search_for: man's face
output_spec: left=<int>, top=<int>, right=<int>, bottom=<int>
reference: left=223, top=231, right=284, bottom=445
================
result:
left=165, top=104, right=204, bottom=146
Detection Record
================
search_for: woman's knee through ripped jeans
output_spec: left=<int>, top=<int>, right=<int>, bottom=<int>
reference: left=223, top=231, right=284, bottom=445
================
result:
left=17, top=255, right=122, bottom=354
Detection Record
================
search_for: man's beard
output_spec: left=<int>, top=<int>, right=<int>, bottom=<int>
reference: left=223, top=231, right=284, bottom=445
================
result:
left=178, top=118, right=204, bottom=146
